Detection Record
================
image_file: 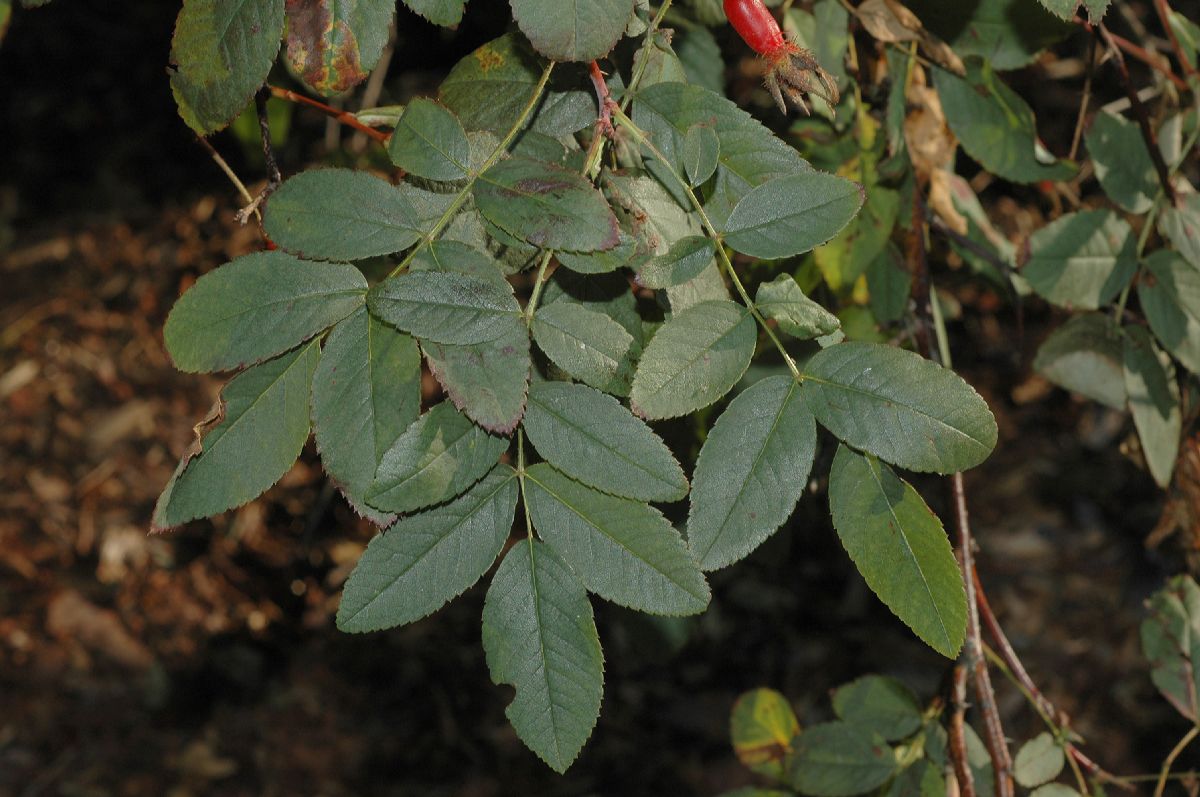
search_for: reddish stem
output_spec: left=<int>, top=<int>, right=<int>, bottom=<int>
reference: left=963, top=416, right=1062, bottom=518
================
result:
left=588, top=61, right=618, bottom=139
left=949, top=664, right=977, bottom=797
left=1153, top=0, right=1199, bottom=79
left=268, top=85, right=390, bottom=143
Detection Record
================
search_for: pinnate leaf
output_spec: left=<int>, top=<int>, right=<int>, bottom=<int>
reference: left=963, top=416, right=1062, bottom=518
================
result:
left=165, top=251, right=366, bottom=373
left=510, top=0, right=635, bottom=62
left=802, top=342, right=997, bottom=473
left=482, top=538, right=603, bottom=773
left=723, top=173, right=864, bottom=260
left=422, top=328, right=531, bottom=434
left=369, top=271, right=522, bottom=346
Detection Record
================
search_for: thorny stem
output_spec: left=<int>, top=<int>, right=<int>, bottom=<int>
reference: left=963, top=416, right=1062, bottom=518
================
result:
left=268, top=85, right=391, bottom=143
left=949, top=665, right=977, bottom=797
left=610, top=106, right=802, bottom=380
left=1155, top=726, right=1200, bottom=797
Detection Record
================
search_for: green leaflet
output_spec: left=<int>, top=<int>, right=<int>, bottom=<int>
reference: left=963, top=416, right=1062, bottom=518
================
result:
left=531, top=302, right=639, bottom=396
left=369, top=271, right=523, bottom=346
left=791, top=721, right=898, bottom=796
left=1141, top=574, right=1200, bottom=721
left=154, top=340, right=321, bottom=529
left=827, top=446, right=967, bottom=658
left=755, top=274, right=841, bottom=340
left=687, top=375, right=816, bottom=571
left=730, top=688, right=801, bottom=781
left=830, top=676, right=922, bottom=742
left=523, top=381, right=688, bottom=502
left=1161, top=194, right=1200, bottom=271
left=164, top=251, right=366, bottom=373
left=170, top=0, right=286, bottom=134
left=1124, top=326, right=1181, bottom=488
left=264, top=169, right=423, bottom=261
left=482, top=538, right=604, bottom=773
left=337, top=465, right=519, bottom=632
left=630, top=300, right=757, bottom=420
left=1013, top=733, right=1066, bottom=789
left=907, top=0, right=1072, bottom=71
left=635, top=236, right=716, bottom=290
left=283, top=0, right=394, bottom=96
left=1032, top=313, right=1127, bottom=409
left=523, top=463, right=710, bottom=615
left=683, top=123, right=720, bottom=187
left=723, top=173, right=864, bottom=260
left=1085, top=110, right=1157, bottom=214
left=367, top=401, right=509, bottom=514
left=389, top=97, right=471, bottom=181
left=1139, top=250, right=1200, bottom=373
left=401, top=0, right=465, bottom=26
left=422, top=328, right=532, bottom=435
left=510, top=0, right=635, bottom=62
left=312, top=308, right=422, bottom=523
left=1022, top=210, right=1137, bottom=310
left=802, top=342, right=997, bottom=474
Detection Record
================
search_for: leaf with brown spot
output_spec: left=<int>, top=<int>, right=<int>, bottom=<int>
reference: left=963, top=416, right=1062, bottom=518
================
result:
left=284, top=0, right=394, bottom=97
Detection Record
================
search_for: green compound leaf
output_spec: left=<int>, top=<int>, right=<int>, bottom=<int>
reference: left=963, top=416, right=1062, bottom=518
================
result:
left=1022, top=210, right=1137, bottom=310
left=1142, top=574, right=1200, bottom=722
left=338, top=465, right=519, bottom=632
left=756, top=274, right=841, bottom=340
left=790, top=721, right=899, bottom=796
left=802, top=342, right=998, bottom=474
left=1161, top=194, right=1200, bottom=270
left=170, top=0, right=286, bottom=135
left=1140, top=250, right=1200, bottom=373
left=523, top=381, right=688, bottom=503
left=369, top=271, right=522, bottom=346
left=532, top=302, right=639, bottom=396
left=367, top=401, right=510, bottom=514
left=907, top=0, right=1072, bottom=71
left=283, top=0, right=394, bottom=96
left=401, top=0, right=465, bottom=26
left=936, top=58, right=1077, bottom=184
left=831, top=676, right=922, bottom=742
left=1032, top=312, right=1127, bottom=409
left=312, top=308, right=422, bottom=523
left=524, top=463, right=710, bottom=615
left=688, top=375, right=816, bottom=571
left=473, top=157, right=621, bottom=252
left=264, top=169, right=422, bottom=261
left=828, top=446, right=967, bottom=659
left=724, top=173, right=864, bottom=260
left=165, top=251, right=366, bottom=373
left=154, top=340, right=321, bottom=530
left=1124, top=325, right=1181, bottom=489
left=482, top=538, right=604, bottom=774
left=422, top=327, right=532, bottom=434
left=730, top=688, right=801, bottom=781
left=1084, top=110, right=1157, bottom=214
left=510, top=0, right=635, bottom=62
left=388, top=97, right=471, bottom=181
left=636, top=236, right=716, bottom=290
left=684, top=123, right=721, bottom=187
left=1013, top=732, right=1066, bottom=788
left=630, top=300, right=758, bottom=420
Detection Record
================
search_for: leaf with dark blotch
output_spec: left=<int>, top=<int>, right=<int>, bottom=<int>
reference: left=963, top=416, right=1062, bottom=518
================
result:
left=369, top=271, right=523, bottom=346
left=284, top=0, right=394, bottom=97
left=482, top=538, right=603, bottom=773
left=730, top=688, right=801, bottom=781
left=367, top=401, right=509, bottom=514
left=422, top=327, right=531, bottom=434
left=338, top=465, right=519, bottom=632
left=165, top=250, right=366, bottom=373
left=154, top=340, right=321, bottom=530
left=523, top=463, right=710, bottom=615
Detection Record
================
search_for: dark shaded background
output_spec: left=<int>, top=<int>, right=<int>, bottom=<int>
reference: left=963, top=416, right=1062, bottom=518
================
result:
left=1, top=1, right=1196, bottom=794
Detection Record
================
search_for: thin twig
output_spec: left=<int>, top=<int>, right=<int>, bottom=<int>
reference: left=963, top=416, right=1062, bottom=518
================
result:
left=350, top=20, right=397, bottom=153
left=1155, top=726, right=1200, bottom=797
left=235, top=87, right=283, bottom=224
left=195, top=136, right=257, bottom=210
left=1153, top=0, right=1199, bottom=79
left=1080, top=23, right=1190, bottom=92
left=949, top=664, right=977, bottom=797
left=268, top=85, right=390, bottom=143
left=1069, top=40, right=1096, bottom=162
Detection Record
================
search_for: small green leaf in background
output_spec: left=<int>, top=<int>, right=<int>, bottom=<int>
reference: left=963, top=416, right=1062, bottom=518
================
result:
left=630, top=300, right=757, bottom=420
left=906, top=0, right=1072, bottom=71
left=688, top=375, right=816, bottom=571
left=1142, top=574, right=1200, bottom=721
left=1022, top=210, right=1137, bottom=310
left=482, top=538, right=603, bottom=773
left=401, top=0, right=465, bottom=26
left=828, top=446, right=967, bottom=658
left=367, top=401, right=509, bottom=514
left=165, top=251, right=366, bottom=373
left=756, top=274, right=841, bottom=340
left=815, top=185, right=901, bottom=292
left=802, top=342, right=997, bottom=474
left=369, top=271, right=522, bottom=346
left=935, top=58, right=1077, bottom=184
left=866, top=244, right=912, bottom=325
left=510, top=0, right=635, bottom=62
left=312, top=308, right=422, bottom=523
left=730, top=688, right=801, bottom=782
left=423, top=326, right=532, bottom=434
left=474, top=157, right=621, bottom=252
left=636, top=236, right=716, bottom=290
left=283, top=0, right=394, bottom=96
left=1013, top=732, right=1066, bottom=788
left=524, top=463, right=710, bottom=616
left=170, top=0, right=286, bottom=134
left=790, top=721, right=898, bottom=796
left=1140, top=250, right=1200, bottom=373
left=388, top=97, right=470, bottom=181
left=723, top=173, right=864, bottom=260
left=1124, top=326, right=1181, bottom=488
left=1084, top=110, right=1157, bottom=214
left=684, top=123, right=721, bottom=187
left=338, top=465, right=519, bottom=632
left=523, top=382, right=688, bottom=503
left=264, top=169, right=422, bottom=261
left=1161, top=194, right=1200, bottom=271
left=1032, top=313, right=1127, bottom=409
left=1169, top=10, right=1200, bottom=69
left=531, top=302, right=639, bottom=395
left=153, top=340, right=321, bottom=529
left=831, top=676, right=922, bottom=742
